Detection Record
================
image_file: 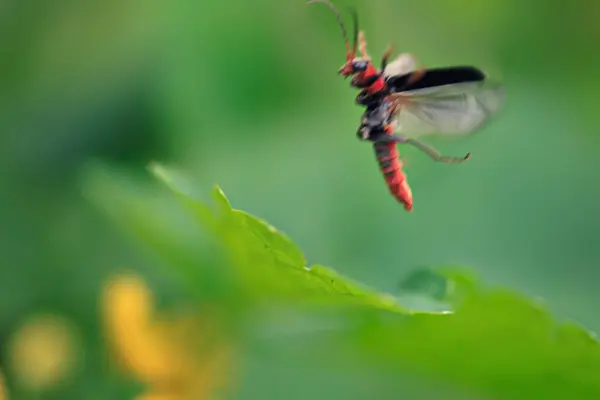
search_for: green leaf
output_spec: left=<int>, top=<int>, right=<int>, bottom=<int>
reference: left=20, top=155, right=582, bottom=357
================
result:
left=309, top=265, right=405, bottom=312
left=212, top=184, right=232, bottom=212
left=398, top=266, right=478, bottom=308
left=347, top=279, right=600, bottom=399
left=231, top=209, right=306, bottom=269
left=148, top=162, right=214, bottom=226
left=90, top=164, right=600, bottom=399
left=148, top=165, right=410, bottom=312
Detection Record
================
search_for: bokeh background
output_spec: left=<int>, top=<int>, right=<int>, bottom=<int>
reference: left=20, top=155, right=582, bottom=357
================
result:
left=1, top=0, right=600, bottom=398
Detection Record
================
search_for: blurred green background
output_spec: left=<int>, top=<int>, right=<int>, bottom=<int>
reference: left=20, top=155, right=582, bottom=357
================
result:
left=1, top=0, right=600, bottom=398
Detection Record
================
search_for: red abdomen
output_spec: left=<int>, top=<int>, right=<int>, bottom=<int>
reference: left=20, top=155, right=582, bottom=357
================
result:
left=373, top=139, right=413, bottom=211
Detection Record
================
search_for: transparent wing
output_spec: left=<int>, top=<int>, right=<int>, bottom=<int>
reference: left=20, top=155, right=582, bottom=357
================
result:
left=389, top=81, right=506, bottom=138
left=383, top=53, right=418, bottom=78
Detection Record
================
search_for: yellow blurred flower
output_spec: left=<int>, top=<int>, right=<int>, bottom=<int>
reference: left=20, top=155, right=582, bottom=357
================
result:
left=102, top=273, right=234, bottom=400
left=7, top=314, right=80, bottom=392
left=0, top=314, right=82, bottom=399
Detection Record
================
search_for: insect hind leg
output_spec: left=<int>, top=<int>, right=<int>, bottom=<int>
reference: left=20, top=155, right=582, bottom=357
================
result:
left=377, top=134, right=471, bottom=164
left=406, top=138, right=471, bottom=163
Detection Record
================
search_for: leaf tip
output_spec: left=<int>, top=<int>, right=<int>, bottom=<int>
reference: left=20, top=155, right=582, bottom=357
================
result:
left=147, top=161, right=167, bottom=181
left=212, top=185, right=232, bottom=211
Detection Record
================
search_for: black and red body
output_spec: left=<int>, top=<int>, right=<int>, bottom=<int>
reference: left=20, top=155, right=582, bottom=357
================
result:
left=373, top=139, right=413, bottom=211
left=353, top=65, right=483, bottom=211
left=308, top=0, right=503, bottom=212
left=353, top=99, right=409, bottom=210
left=364, top=104, right=414, bottom=210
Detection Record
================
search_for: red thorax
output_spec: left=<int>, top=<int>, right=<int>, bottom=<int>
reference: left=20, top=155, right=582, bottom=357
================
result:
left=351, top=62, right=386, bottom=94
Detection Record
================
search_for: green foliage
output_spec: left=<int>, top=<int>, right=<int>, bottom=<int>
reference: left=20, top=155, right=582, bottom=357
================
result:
left=146, top=162, right=405, bottom=312
left=84, top=163, right=600, bottom=399
left=3, top=1, right=600, bottom=398
left=74, top=165, right=600, bottom=400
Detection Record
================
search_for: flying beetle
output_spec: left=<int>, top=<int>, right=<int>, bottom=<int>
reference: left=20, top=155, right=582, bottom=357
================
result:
left=308, top=0, right=505, bottom=211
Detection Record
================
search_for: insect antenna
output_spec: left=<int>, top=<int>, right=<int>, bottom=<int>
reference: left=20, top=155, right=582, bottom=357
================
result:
left=308, top=0, right=357, bottom=59
left=358, top=30, right=370, bottom=60
left=348, top=7, right=359, bottom=57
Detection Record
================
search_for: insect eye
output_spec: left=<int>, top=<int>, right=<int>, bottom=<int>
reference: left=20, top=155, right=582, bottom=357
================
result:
left=352, top=60, right=368, bottom=72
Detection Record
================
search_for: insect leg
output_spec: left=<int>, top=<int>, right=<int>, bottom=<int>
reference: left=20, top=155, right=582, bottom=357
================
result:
left=380, top=45, right=394, bottom=72
left=378, top=134, right=471, bottom=163
left=406, top=138, right=471, bottom=163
